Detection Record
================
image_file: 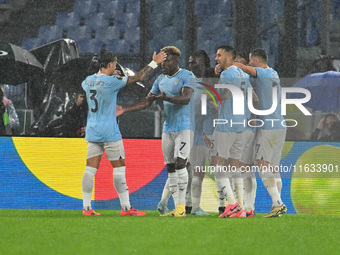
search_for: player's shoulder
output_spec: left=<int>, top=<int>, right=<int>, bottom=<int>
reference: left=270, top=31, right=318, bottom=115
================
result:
left=84, top=73, right=96, bottom=81
left=239, top=68, right=251, bottom=78
left=244, top=72, right=251, bottom=79
left=255, top=67, right=279, bottom=78
left=179, top=68, right=195, bottom=78
left=155, top=73, right=166, bottom=82
left=267, top=68, right=279, bottom=78
left=221, top=66, right=238, bottom=77
left=82, top=74, right=95, bottom=86
left=229, top=65, right=239, bottom=71
left=112, top=75, right=128, bottom=82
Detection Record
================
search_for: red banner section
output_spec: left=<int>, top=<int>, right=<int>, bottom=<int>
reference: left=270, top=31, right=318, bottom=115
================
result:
left=94, top=139, right=165, bottom=200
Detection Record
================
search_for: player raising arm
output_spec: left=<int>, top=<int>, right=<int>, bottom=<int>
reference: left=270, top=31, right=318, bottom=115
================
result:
left=233, top=48, right=287, bottom=218
left=118, top=46, right=195, bottom=217
left=81, top=49, right=166, bottom=216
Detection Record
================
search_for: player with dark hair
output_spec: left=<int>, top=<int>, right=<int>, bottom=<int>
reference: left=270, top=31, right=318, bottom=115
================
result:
left=151, top=49, right=214, bottom=215
left=185, top=49, right=217, bottom=216
left=117, top=46, right=195, bottom=217
left=232, top=52, right=259, bottom=217
left=235, top=51, right=248, bottom=65
left=233, top=48, right=287, bottom=217
left=212, top=45, right=250, bottom=218
left=81, top=49, right=166, bottom=216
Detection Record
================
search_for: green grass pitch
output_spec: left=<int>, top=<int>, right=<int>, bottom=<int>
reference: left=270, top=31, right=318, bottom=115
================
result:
left=1, top=209, right=339, bottom=255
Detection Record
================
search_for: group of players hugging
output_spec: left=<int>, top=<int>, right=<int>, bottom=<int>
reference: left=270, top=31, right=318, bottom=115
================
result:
left=81, top=44, right=287, bottom=218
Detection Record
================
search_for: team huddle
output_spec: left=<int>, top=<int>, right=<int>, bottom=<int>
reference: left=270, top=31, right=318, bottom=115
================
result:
left=81, top=45, right=287, bottom=218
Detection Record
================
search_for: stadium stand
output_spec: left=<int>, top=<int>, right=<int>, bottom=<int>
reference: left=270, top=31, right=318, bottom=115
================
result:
left=38, top=25, right=64, bottom=43
left=77, top=38, right=104, bottom=54
left=85, top=12, right=109, bottom=31
left=55, top=12, right=80, bottom=30
left=13, top=0, right=340, bottom=68
left=96, top=25, right=122, bottom=44
left=66, top=25, right=94, bottom=42
left=17, top=0, right=141, bottom=54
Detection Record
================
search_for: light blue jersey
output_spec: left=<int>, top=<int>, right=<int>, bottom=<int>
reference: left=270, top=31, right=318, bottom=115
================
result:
left=191, top=77, right=204, bottom=145
left=191, top=77, right=218, bottom=146
left=82, top=74, right=128, bottom=142
left=243, top=72, right=256, bottom=132
left=254, top=67, right=285, bottom=130
left=216, top=65, right=248, bottom=133
left=150, top=69, right=195, bottom=133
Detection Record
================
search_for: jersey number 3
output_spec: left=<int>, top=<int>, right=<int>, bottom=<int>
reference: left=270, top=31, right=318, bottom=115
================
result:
left=90, top=90, right=98, bottom=113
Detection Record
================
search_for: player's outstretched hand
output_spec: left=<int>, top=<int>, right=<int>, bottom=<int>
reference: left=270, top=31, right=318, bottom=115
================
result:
left=153, top=92, right=167, bottom=101
left=153, top=51, right=167, bottom=64
left=116, top=105, right=124, bottom=117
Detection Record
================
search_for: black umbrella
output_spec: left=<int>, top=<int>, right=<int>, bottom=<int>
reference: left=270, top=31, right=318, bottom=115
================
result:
left=0, top=41, right=44, bottom=85
left=49, top=56, right=97, bottom=92
left=50, top=56, right=145, bottom=94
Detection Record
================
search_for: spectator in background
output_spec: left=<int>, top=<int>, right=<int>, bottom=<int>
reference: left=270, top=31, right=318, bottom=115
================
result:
left=310, top=114, right=338, bottom=141
left=38, top=92, right=88, bottom=137
left=318, top=120, right=340, bottom=142
left=0, top=85, right=20, bottom=135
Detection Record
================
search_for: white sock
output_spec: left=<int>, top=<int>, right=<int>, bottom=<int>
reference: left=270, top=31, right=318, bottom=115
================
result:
left=113, top=166, right=131, bottom=212
left=191, top=176, right=203, bottom=211
left=185, top=166, right=193, bottom=207
left=273, top=171, right=282, bottom=195
left=214, top=166, right=236, bottom=205
left=214, top=165, right=226, bottom=207
left=82, top=166, right=97, bottom=210
left=168, top=172, right=179, bottom=206
left=160, top=177, right=171, bottom=205
left=176, top=168, right=188, bottom=206
left=259, top=170, right=282, bottom=207
left=243, top=170, right=257, bottom=212
left=231, top=168, right=243, bottom=209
